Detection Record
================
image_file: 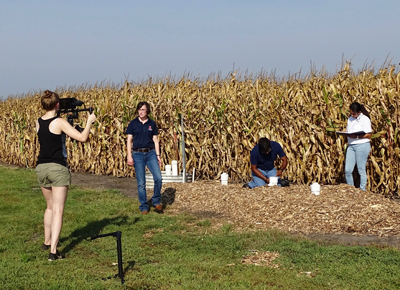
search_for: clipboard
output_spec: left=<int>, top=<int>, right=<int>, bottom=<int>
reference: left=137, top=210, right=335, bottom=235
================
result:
left=335, top=131, right=365, bottom=136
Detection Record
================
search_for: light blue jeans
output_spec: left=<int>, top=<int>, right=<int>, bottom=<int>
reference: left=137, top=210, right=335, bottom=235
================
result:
left=345, top=142, right=370, bottom=191
left=248, top=168, right=280, bottom=188
left=132, top=150, right=162, bottom=212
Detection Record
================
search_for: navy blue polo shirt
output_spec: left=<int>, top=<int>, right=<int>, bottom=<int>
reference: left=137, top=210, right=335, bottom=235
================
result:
left=125, top=117, right=159, bottom=149
left=250, top=141, right=286, bottom=170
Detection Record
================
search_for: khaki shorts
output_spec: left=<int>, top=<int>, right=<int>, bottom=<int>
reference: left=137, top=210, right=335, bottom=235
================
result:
left=35, top=163, right=71, bottom=187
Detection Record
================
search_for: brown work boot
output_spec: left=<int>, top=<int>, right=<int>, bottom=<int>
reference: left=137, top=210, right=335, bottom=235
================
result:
left=141, top=210, right=148, bottom=215
left=154, top=204, right=163, bottom=213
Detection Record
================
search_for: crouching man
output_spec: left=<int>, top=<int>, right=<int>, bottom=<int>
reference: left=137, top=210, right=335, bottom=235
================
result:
left=243, top=137, right=288, bottom=188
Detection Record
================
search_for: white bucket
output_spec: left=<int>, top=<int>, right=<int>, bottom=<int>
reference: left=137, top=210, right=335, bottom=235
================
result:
left=172, top=160, right=178, bottom=176
left=268, top=176, right=278, bottom=186
left=221, top=173, right=228, bottom=185
left=165, top=165, right=172, bottom=176
left=311, top=182, right=321, bottom=195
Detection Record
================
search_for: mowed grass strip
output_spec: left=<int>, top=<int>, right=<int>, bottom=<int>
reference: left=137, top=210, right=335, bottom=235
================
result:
left=1, top=165, right=400, bottom=289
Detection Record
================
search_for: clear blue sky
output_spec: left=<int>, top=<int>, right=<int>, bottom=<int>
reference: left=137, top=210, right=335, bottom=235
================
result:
left=1, top=0, right=399, bottom=99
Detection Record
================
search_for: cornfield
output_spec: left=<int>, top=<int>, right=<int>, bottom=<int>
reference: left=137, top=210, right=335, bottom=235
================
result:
left=1, top=63, right=399, bottom=195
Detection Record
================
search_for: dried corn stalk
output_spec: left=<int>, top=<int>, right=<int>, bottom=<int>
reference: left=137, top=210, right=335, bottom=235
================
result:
left=0, top=64, right=399, bottom=195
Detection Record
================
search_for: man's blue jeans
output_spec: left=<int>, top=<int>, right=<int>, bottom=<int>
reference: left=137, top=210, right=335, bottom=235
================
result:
left=248, top=168, right=280, bottom=188
left=345, top=142, right=370, bottom=191
left=132, top=150, right=162, bottom=212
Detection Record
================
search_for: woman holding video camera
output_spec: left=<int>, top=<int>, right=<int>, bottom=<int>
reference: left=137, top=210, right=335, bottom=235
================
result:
left=344, top=102, right=372, bottom=191
left=126, top=101, right=163, bottom=215
left=35, top=90, right=96, bottom=261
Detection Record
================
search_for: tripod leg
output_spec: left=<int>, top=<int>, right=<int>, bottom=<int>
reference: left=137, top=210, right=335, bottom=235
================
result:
left=116, top=231, right=124, bottom=284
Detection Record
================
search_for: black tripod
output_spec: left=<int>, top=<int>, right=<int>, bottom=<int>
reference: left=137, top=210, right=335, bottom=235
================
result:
left=90, top=231, right=124, bottom=285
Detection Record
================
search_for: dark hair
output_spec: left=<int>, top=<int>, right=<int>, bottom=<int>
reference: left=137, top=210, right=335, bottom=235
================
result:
left=258, top=137, right=271, bottom=153
left=41, top=90, right=60, bottom=111
left=136, top=101, right=151, bottom=114
left=350, top=102, right=370, bottom=119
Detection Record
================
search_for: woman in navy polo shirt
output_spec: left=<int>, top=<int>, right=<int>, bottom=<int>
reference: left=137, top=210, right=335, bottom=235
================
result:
left=126, top=102, right=162, bottom=214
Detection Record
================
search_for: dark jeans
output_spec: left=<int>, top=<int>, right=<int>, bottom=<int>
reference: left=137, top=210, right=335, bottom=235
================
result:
left=132, top=150, right=162, bottom=212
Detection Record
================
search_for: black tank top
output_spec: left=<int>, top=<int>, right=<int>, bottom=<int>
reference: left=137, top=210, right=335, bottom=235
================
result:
left=36, top=116, right=67, bottom=167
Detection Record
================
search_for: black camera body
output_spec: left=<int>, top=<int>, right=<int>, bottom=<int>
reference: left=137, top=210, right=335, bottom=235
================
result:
left=59, top=98, right=84, bottom=111
left=58, top=97, right=94, bottom=130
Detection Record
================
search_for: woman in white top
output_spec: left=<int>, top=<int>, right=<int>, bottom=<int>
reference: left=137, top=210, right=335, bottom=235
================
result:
left=344, top=102, right=372, bottom=191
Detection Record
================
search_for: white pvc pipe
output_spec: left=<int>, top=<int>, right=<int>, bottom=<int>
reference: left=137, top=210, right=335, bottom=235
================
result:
left=172, top=160, right=178, bottom=176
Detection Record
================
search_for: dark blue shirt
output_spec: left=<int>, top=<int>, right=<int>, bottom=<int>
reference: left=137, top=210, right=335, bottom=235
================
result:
left=125, top=117, right=159, bottom=149
left=250, top=141, right=286, bottom=170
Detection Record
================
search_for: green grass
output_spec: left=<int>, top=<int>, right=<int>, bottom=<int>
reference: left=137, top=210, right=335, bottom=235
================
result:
left=1, top=166, right=400, bottom=289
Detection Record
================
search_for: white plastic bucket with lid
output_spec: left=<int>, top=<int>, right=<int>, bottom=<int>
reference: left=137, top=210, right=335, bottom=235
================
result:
left=311, top=182, right=321, bottom=195
left=172, top=160, right=178, bottom=176
left=221, top=173, right=228, bottom=185
left=268, top=176, right=278, bottom=186
left=165, top=165, right=172, bottom=176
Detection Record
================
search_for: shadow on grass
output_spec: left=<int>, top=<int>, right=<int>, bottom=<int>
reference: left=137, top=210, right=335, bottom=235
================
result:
left=124, top=260, right=136, bottom=274
left=60, top=216, right=139, bottom=254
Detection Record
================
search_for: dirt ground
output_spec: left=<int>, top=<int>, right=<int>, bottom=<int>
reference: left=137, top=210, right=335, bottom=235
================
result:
left=2, top=162, right=400, bottom=249
left=70, top=170, right=139, bottom=198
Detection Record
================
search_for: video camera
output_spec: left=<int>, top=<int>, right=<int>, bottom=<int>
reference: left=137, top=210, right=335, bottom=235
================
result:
left=58, top=97, right=94, bottom=129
